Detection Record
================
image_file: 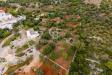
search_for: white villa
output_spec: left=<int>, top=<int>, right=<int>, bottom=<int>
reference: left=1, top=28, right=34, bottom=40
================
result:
left=27, top=29, right=40, bottom=40
left=0, top=9, right=26, bottom=29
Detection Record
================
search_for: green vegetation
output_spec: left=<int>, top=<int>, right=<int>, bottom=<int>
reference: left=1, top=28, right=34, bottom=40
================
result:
left=16, top=44, right=29, bottom=54
left=105, top=61, right=112, bottom=70
left=3, top=33, right=19, bottom=47
left=69, top=0, right=112, bottom=75
left=36, top=69, right=45, bottom=75
left=0, top=29, right=10, bottom=39
left=64, top=31, right=71, bottom=38
left=42, top=43, right=55, bottom=55
left=67, top=45, right=76, bottom=56
left=1, top=0, right=112, bottom=75
left=49, top=51, right=58, bottom=61
left=9, top=0, right=37, bottom=3
left=41, top=30, right=51, bottom=40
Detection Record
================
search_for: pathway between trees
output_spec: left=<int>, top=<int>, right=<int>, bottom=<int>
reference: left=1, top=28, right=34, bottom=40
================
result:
left=0, top=34, right=14, bottom=48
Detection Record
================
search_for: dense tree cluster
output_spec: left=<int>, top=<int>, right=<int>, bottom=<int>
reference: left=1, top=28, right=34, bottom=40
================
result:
left=69, top=0, right=112, bottom=75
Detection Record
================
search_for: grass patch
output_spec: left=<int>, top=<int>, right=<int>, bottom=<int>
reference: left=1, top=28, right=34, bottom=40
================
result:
left=16, top=44, right=29, bottom=54
left=105, top=61, right=112, bottom=70
left=3, top=34, right=19, bottom=47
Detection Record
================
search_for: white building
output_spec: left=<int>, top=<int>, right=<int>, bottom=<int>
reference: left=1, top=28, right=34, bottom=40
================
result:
left=27, top=29, right=40, bottom=40
left=0, top=9, right=26, bottom=29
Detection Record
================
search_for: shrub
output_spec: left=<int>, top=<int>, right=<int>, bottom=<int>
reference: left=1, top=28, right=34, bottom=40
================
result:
left=42, top=43, right=55, bottom=55
left=49, top=51, right=58, bottom=60
left=41, top=30, right=51, bottom=40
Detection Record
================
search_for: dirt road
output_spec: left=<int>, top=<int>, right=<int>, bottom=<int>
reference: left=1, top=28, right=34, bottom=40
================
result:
left=0, top=34, right=14, bottom=47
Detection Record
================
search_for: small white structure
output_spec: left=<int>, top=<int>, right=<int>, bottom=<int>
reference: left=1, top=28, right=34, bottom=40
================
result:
left=27, top=29, right=40, bottom=40
left=0, top=9, right=26, bottom=29
left=89, top=36, right=102, bottom=41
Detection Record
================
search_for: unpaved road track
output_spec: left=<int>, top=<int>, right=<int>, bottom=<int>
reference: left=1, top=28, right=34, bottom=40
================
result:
left=0, top=34, right=14, bottom=47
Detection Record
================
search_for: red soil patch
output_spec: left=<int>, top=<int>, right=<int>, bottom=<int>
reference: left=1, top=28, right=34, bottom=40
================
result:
left=58, top=68, right=67, bottom=75
left=64, top=15, right=73, bottom=20
left=55, top=42, right=65, bottom=52
left=0, top=8, right=6, bottom=12
left=55, top=42, right=63, bottom=51
left=72, top=30, right=77, bottom=35
left=15, top=55, right=42, bottom=75
left=56, top=57, right=70, bottom=70
left=66, top=22, right=79, bottom=28
left=50, top=17, right=63, bottom=23
left=76, top=15, right=81, bottom=19
left=40, top=64, right=57, bottom=75
left=55, top=41, right=70, bottom=53
left=59, top=29, right=67, bottom=37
